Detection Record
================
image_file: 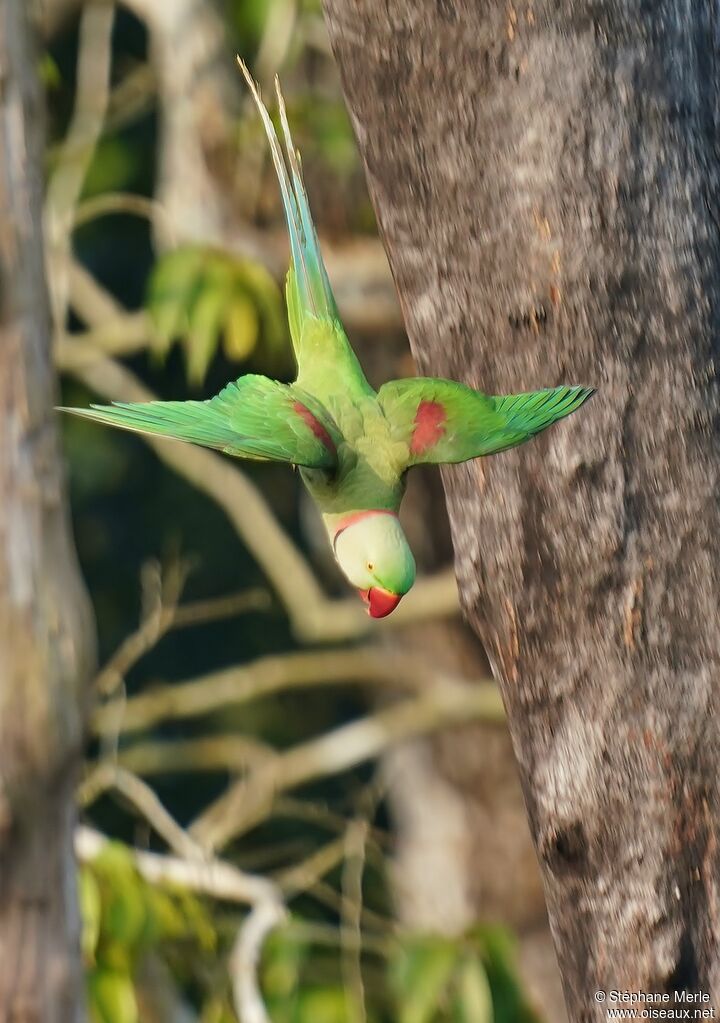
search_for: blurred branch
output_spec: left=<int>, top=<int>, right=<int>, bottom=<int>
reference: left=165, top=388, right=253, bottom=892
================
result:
left=190, top=679, right=505, bottom=851
left=254, top=0, right=297, bottom=85
left=275, top=837, right=393, bottom=936
left=93, top=557, right=269, bottom=699
left=56, top=316, right=151, bottom=362
left=95, top=558, right=188, bottom=698
left=342, top=819, right=370, bottom=1023
left=289, top=876, right=394, bottom=936
left=172, top=589, right=272, bottom=627
left=78, top=762, right=200, bottom=860
left=104, top=61, right=157, bottom=136
left=116, top=735, right=274, bottom=777
left=45, top=0, right=115, bottom=327
left=230, top=897, right=286, bottom=1023
left=275, top=837, right=347, bottom=896
left=73, top=191, right=175, bottom=247
left=75, top=824, right=283, bottom=909
left=122, top=0, right=239, bottom=246
left=92, top=647, right=446, bottom=736
left=273, top=796, right=392, bottom=853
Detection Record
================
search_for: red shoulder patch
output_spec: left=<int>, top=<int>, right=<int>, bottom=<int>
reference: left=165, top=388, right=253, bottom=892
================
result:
left=410, top=400, right=446, bottom=456
left=292, top=401, right=337, bottom=456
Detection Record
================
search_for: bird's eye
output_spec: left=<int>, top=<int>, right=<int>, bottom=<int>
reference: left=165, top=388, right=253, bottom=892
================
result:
left=367, top=562, right=374, bottom=572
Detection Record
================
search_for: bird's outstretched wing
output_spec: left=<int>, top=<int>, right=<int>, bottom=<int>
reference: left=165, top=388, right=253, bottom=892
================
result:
left=378, top=377, right=594, bottom=467
left=60, top=375, right=341, bottom=468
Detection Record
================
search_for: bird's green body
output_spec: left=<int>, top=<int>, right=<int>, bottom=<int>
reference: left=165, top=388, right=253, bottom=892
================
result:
left=61, top=61, right=594, bottom=618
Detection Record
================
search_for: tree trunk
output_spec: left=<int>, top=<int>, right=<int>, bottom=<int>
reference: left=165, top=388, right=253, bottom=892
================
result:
left=323, top=0, right=720, bottom=1017
left=0, top=3, right=95, bottom=1021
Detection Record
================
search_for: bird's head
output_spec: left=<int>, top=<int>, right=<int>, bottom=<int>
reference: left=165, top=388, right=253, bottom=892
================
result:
left=332, top=511, right=416, bottom=618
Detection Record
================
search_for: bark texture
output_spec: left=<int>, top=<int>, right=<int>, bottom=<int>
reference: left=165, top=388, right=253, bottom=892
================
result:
left=0, top=3, right=95, bottom=1021
left=323, top=0, right=720, bottom=1017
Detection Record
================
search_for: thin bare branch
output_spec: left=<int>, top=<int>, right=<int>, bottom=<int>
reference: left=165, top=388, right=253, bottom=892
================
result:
left=73, top=191, right=173, bottom=237
left=91, top=647, right=440, bottom=736
left=273, top=796, right=392, bottom=852
left=275, top=837, right=347, bottom=896
left=78, top=763, right=200, bottom=860
left=93, top=558, right=268, bottom=701
left=342, top=820, right=370, bottom=1023
left=172, top=589, right=272, bottom=627
left=229, top=897, right=286, bottom=1023
left=45, top=1, right=115, bottom=327
left=75, top=824, right=280, bottom=908
left=55, top=316, right=151, bottom=363
left=189, top=680, right=505, bottom=851
left=116, top=735, right=274, bottom=776
left=95, top=558, right=189, bottom=698
left=290, top=877, right=394, bottom=936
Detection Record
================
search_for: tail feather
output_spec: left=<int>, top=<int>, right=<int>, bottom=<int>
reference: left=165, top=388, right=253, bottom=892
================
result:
left=236, top=58, right=335, bottom=329
left=274, top=78, right=337, bottom=319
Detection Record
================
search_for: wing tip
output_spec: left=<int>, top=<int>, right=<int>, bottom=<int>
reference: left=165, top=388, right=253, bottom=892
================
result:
left=571, top=385, right=596, bottom=408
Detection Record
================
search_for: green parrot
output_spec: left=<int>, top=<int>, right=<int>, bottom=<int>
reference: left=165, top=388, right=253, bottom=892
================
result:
left=60, top=61, right=594, bottom=619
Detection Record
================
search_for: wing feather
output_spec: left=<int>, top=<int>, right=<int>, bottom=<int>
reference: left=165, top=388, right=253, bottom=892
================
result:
left=378, top=377, right=594, bottom=466
left=60, top=375, right=341, bottom=468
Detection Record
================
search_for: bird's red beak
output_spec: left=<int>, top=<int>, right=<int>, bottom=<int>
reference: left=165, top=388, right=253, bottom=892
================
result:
left=358, top=587, right=403, bottom=619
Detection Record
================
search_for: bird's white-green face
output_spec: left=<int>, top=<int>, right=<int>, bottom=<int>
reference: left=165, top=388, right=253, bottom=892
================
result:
left=332, top=511, right=416, bottom=618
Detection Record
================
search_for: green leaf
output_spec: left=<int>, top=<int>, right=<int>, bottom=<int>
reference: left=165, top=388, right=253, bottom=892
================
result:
left=91, top=844, right=149, bottom=950
left=454, top=956, right=493, bottom=1023
left=173, top=888, right=217, bottom=951
left=223, top=294, right=259, bottom=361
left=392, top=935, right=458, bottom=1023
left=297, top=987, right=349, bottom=1023
left=185, top=283, right=232, bottom=386
left=79, top=867, right=103, bottom=964
left=469, top=925, right=542, bottom=1023
left=238, top=261, right=286, bottom=350
left=147, top=246, right=207, bottom=358
left=143, top=886, right=187, bottom=943
left=88, top=967, right=138, bottom=1023
left=146, top=244, right=288, bottom=382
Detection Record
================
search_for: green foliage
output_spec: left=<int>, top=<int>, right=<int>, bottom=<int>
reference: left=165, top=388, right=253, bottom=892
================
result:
left=147, top=244, right=288, bottom=385
left=295, top=987, right=349, bottom=1022
left=391, top=935, right=459, bottom=1023
left=81, top=842, right=218, bottom=1023
left=88, top=968, right=139, bottom=1023
left=389, top=928, right=541, bottom=1023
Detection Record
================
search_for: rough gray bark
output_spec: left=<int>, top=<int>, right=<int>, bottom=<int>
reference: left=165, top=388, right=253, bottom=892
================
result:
left=0, top=3, right=95, bottom=1021
left=323, top=0, right=720, bottom=1017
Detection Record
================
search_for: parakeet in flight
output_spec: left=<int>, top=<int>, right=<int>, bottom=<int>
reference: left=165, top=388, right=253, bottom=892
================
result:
left=61, top=60, right=594, bottom=619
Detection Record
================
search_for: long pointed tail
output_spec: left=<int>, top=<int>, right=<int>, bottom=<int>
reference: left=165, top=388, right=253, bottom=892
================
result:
left=235, top=58, right=337, bottom=337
